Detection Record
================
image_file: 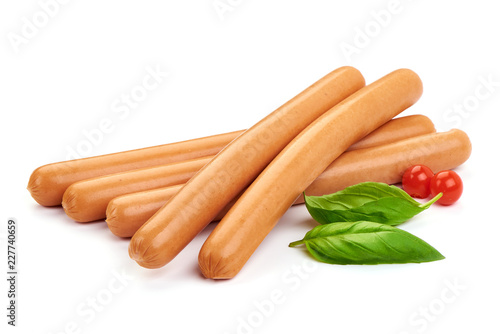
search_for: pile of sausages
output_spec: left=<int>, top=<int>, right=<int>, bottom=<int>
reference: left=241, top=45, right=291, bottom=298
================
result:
left=28, top=67, right=472, bottom=279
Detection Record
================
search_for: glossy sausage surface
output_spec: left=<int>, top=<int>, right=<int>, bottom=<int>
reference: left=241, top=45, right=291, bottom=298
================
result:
left=129, top=67, right=366, bottom=268
left=346, top=114, right=433, bottom=151
left=199, top=69, right=423, bottom=279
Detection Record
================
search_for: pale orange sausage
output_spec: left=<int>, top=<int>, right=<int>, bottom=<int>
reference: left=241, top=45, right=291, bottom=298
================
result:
left=107, top=185, right=184, bottom=237
left=198, top=69, right=423, bottom=279
left=106, top=115, right=436, bottom=237
left=27, top=130, right=243, bottom=206
left=129, top=66, right=366, bottom=269
left=62, top=157, right=212, bottom=222
left=346, top=114, right=433, bottom=151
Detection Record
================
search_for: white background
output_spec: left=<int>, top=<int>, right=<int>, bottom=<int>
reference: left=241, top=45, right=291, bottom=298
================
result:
left=1, top=1, right=499, bottom=333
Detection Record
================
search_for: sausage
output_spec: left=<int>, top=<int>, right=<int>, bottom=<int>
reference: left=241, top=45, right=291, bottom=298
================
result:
left=198, top=68, right=423, bottom=279
left=62, top=156, right=212, bottom=222
left=346, top=114, right=434, bottom=151
left=107, top=185, right=233, bottom=237
left=106, top=115, right=436, bottom=237
left=107, top=185, right=184, bottom=237
left=298, top=128, right=471, bottom=200
left=129, top=66, right=366, bottom=268
left=27, top=130, right=244, bottom=206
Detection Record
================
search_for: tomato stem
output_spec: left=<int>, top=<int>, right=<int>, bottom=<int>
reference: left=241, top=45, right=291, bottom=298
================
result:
left=420, top=192, right=443, bottom=209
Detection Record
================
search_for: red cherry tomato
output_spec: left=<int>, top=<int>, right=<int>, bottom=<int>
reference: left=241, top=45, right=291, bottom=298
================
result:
left=402, top=165, right=435, bottom=198
left=430, top=170, right=463, bottom=205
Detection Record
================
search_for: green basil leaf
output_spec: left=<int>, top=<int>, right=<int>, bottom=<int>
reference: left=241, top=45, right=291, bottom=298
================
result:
left=289, top=221, right=445, bottom=265
left=304, top=182, right=442, bottom=225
